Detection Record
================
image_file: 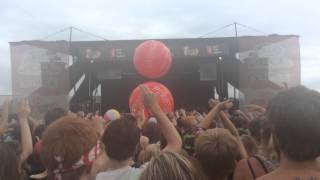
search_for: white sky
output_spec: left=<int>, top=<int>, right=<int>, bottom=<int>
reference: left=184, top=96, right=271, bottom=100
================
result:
left=0, top=0, right=320, bottom=94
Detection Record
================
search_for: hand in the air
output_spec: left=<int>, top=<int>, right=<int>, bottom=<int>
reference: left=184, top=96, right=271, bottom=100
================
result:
left=18, top=98, right=31, bottom=120
left=140, top=85, right=159, bottom=111
left=218, top=100, right=233, bottom=110
left=208, top=98, right=219, bottom=108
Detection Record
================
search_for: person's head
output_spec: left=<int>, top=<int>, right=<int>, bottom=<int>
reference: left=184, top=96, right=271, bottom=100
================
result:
left=194, top=128, right=239, bottom=180
left=102, top=115, right=140, bottom=162
left=44, top=107, right=66, bottom=127
left=267, top=86, right=320, bottom=162
left=40, top=116, right=100, bottom=180
left=241, top=135, right=258, bottom=157
left=0, top=142, right=21, bottom=180
left=140, top=151, right=198, bottom=180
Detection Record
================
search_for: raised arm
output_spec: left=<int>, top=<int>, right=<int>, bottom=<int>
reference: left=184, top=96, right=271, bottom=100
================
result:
left=236, top=110, right=252, bottom=124
left=198, top=100, right=232, bottom=129
left=219, top=110, right=239, bottom=137
left=18, top=99, right=33, bottom=163
left=141, top=85, right=182, bottom=152
left=220, top=110, right=248, bottom=159
left=245, top=104, right=266, bottom=115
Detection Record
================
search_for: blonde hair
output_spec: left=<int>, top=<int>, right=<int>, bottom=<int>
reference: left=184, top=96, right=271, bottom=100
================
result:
left=195, top=128, right=239, bottom=179
left=140, top=151, right=198, bottom=180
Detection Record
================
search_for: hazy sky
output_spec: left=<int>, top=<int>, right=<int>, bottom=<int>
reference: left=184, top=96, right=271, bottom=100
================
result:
left=1, top=0, right=320, bottom=94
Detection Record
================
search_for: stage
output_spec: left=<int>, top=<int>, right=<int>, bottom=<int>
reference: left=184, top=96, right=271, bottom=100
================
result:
left=9, top=35, right=300, bottom=117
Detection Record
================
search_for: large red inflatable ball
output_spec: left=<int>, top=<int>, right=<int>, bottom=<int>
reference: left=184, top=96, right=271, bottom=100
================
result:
left=133, top=40, right=172, bottom=79
left=129, top=82, right=174, bottom=119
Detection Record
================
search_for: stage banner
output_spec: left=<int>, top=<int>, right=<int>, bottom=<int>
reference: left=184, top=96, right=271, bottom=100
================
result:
left=70, top=38, right=230, bottom=62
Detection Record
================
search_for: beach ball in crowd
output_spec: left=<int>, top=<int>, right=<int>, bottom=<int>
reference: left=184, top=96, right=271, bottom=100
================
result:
left=148, top=117, right=157, bottom=124
left=129, top=81, right=174, bottom=119
left=133, top=40, right=172, bottom=79
left=104, top=109, right=121, bottom=123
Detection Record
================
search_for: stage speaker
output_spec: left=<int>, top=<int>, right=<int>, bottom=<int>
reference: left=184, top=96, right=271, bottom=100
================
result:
left=199, top=62, right=217, bottom=81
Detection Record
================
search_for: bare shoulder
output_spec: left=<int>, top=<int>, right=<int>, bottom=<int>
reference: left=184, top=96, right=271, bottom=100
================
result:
left=257, top=170, right=320, bottom=180
left=257, top=174, right=271, bottom=180
left=257, top=170, right=279, bottom=180
left=233, top=159, right=248, bottom=180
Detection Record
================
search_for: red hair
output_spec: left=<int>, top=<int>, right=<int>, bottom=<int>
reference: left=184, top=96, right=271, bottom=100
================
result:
left=40, top=116, right=99, bottom=180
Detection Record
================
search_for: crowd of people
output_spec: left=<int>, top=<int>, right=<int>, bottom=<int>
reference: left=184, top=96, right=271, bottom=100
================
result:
left=0, top=85, right=320, bottom=180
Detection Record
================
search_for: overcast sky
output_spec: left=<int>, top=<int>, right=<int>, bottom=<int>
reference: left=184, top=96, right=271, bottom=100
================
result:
left=0, top=0, right=320, bottom=94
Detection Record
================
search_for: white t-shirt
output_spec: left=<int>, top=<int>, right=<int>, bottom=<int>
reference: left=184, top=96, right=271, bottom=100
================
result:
left=96, top=166, right=143, bottom=180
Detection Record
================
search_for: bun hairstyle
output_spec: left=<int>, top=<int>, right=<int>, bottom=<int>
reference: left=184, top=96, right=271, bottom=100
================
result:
left=40, top=116, right=100, bottom=180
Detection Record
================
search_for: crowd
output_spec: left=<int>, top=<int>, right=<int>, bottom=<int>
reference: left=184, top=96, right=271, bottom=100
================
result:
left=0, top=85, right=320, bottom=180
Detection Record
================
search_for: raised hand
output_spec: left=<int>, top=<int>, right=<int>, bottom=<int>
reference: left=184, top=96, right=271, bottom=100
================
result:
left=135, top=108, right=146, bottom=129
left=245, top=104, right=266, bottom=114
left=218, top=100, right=233, bottom=110
left=208, top=98, right=219, bottom=108
left=18, top=98, right=31, bottom=120
left=18, top=98, right=33, bottom=163
left=140, top=85, right=159, bottom=111
left=140, top=85, right=182, bottom=152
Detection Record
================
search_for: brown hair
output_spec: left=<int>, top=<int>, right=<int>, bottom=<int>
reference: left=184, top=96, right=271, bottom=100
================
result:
left=0, top=142, right=21, bottom=180
left=241, top=135, right=258, bottom=157
left=44, top=107, right=67, bottom=126
left=140, top=151, right=198, bottom=180
left=40, top=116, right=99, bottom=180
left=195, top=128, right=239, bottom=179
left=267, top=86, right=320, bottom=161
left=102, top=116, right=140, bottom=161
